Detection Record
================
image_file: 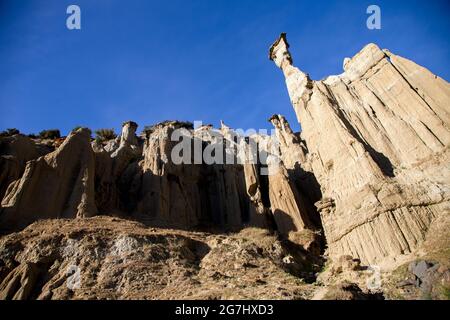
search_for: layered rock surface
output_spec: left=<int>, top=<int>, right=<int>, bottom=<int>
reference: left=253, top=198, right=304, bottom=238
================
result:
left=0, top=120, right=318, bottom=250
left=269, top=33, right=450, bottom=266
left=0, top=134, right=51, bottom=201
left=0, top=35, right=449, bottom=301
left=0, top=129, right=96, bottom=230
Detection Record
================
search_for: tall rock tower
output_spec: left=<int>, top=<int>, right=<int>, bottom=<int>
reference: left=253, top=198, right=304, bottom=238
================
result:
left=270, top=33, right=450, bottom=266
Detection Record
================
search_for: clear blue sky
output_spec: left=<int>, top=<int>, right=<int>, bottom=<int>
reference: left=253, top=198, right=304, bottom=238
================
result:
left=1, top=0, right=449, bottom=135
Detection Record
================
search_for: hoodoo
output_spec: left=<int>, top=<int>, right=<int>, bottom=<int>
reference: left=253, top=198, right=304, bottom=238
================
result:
left=269, top=33, right=450, bottom=266
left=0, top=33, right=449, bottom=300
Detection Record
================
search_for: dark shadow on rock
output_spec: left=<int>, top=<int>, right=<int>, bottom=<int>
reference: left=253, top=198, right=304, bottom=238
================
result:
left=326, top=95, right=396, bottom=178
left=365, top=145, right=395, bottom=177
left=291, top=164, right=322, bottom=203
left=185, top=238, right=211, bottom=264
left=272, top=209, right=297, bottom=235
left=281, top=238, right=325, bottom=284
left=269, top=210, right=325, bottom=282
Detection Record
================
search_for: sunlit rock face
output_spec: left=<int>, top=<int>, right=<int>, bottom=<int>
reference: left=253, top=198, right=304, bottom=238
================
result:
left=0, top=120, right=317, bottom=246
left=0, top=128, right=97, bottom=230
left=0, top=34, right=449, bottom=273
left=270, top=33, right=450, bottom=266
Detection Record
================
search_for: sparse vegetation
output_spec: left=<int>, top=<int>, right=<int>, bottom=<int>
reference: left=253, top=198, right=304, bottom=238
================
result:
left=39, top=129, right=61, bottom=140
left=238, top=227, right=276, bottom=248
left=0, top=128, right=20, bottom=137
left=95, top=128, right=117, bottom=142
left=288, top=229, right=320, bottom=245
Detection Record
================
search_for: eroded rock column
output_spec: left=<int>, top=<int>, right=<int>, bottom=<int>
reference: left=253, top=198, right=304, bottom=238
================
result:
left=269, top=33, right=450, bottom=266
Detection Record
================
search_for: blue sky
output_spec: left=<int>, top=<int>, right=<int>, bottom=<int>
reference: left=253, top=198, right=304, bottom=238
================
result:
left=1, top=0, right=449, bottom=135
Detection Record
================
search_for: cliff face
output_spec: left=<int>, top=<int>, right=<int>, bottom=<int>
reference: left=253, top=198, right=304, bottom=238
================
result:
left=0, top=120, right=319, bottom=252
left=1, top=129, right=97, bottom=230
left=0, top=33, right=449, bottom=289
left=269, top=34, right=450, bottom=266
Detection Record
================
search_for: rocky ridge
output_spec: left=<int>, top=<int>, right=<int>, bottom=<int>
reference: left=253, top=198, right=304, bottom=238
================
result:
left=0, top=34, right=449, bottom=299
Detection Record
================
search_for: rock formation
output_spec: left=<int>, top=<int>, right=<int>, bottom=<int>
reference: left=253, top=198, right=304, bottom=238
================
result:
left=0, top=119, right=317, bottom=238
left=0, top=217, right=323, bottom=300
left=0, top=34, right=449, bottom=299
left=269, top=33, right=450, bottom=266
left=1, top=128, right=97, bottom=230
left=0, top=134, right=51, bottom=201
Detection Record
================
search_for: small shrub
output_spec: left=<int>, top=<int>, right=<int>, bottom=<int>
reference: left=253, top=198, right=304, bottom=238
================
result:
left=0, top=128, right=20, bottom=137
left=39, top=129, right=61, bottom=139
left=95, top=128, right=117, bottom=142
left=443, top=286, right=450, bottom=300
left=238, top=227, right=277, bottom=249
